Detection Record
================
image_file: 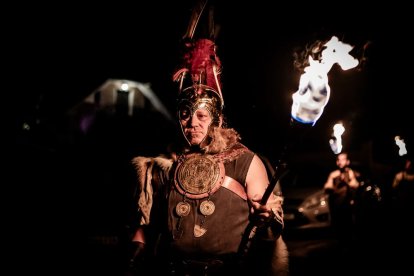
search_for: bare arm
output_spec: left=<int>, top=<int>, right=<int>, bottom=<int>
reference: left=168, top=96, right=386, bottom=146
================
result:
left=245, top=154, right=283, bottom=225
left=132, top=227, right=146, bottom=244
left=324, top=170, right=339, bottom=191
left=245, top=154, right=271, bottom=200
left=392, top=172, right=403, bottom=189
left=347, top=169, right=360, bottom=189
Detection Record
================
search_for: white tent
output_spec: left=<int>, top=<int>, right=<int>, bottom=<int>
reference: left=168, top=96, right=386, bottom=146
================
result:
left=68, top=79, right=173, bottom=134
left=82, top=78, right=172, bottom=120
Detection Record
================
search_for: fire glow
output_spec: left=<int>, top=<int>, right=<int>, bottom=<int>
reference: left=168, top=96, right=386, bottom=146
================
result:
left=329, top=122, right=345, bottom=154
left=291, top=36, right=359, bottom=125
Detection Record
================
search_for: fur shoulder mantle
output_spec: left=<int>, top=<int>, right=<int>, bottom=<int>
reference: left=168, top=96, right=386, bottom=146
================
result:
left=131, top=155, right=173, bottom=225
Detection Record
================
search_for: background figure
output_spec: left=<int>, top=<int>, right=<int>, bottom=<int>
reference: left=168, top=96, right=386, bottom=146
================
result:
left=387, top=155, right=414, bottom=274
left=391, top=156, right=414, bottom=232
left=324, top=152, right=360, bottom=247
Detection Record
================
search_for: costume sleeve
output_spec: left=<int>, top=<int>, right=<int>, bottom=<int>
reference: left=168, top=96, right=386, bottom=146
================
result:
left=132, top=157, right=155, bottom=226
left=131, top=156, right=174, bottom=226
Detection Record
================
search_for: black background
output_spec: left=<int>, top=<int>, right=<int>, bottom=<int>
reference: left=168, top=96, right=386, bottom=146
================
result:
left=17, top=1, right=412, bottom=162
left=14, top=1, right=413, bottom=274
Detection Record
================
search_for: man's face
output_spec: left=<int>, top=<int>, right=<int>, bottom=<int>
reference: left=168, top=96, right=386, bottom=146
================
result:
left=336, top=153, right=349, bottom=169
left=179, top=106, right=213, bottom=145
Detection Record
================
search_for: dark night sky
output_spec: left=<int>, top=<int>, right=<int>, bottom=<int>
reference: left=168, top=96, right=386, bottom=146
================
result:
left=17, top=1, right=413, bottom=166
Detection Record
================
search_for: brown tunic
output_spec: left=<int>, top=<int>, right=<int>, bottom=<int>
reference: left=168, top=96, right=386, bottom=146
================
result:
left=167, top=147, right=254, bottom=258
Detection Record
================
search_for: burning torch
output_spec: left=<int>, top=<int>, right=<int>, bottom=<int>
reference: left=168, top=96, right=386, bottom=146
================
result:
left=238, top=35, right=360, bottom=257
left=395, top=135, right=408, bottom=157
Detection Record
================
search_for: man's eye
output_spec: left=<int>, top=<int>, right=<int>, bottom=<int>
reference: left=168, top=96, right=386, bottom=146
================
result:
left=180, top=109, right=190, bottom=119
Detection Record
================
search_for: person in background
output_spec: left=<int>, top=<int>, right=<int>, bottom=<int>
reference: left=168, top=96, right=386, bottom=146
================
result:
left=392, top=156, right=414, bottom=194
left=324, top=152, right=360, bottom=246
left=387, top=154, right=414, bottom=274
left=391, top=155, right=414, bottom=228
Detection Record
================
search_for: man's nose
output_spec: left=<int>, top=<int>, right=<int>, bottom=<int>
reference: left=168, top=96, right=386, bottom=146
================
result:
left=189, top=115, right=199, bottom=126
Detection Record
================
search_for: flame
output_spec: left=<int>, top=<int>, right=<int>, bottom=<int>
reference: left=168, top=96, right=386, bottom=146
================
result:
left=291, top=36, right=359, bottom=125
left=329, top=122, right=345, bottom=154
left=395, top=136, right=408, bottom=156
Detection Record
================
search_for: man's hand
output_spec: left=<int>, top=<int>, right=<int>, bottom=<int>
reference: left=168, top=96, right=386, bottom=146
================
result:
left=249, top=195, right=284, bottom=228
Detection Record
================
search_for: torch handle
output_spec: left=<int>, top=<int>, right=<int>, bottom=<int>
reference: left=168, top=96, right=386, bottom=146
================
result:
left=259, top=118, right=311, bottom=205
left=260, top=162, right=289, bottom=205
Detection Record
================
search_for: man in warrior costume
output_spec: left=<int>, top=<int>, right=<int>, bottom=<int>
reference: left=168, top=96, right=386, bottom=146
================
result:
left=127, top=2, right=288, bottom=275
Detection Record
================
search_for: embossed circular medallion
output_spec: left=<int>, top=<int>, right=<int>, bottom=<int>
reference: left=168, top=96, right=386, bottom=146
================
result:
left=200, top=200, right=215, bottom=216
left=176, top=201, right=191, bottom=217
left=177, top=155, right=220, bottom=195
